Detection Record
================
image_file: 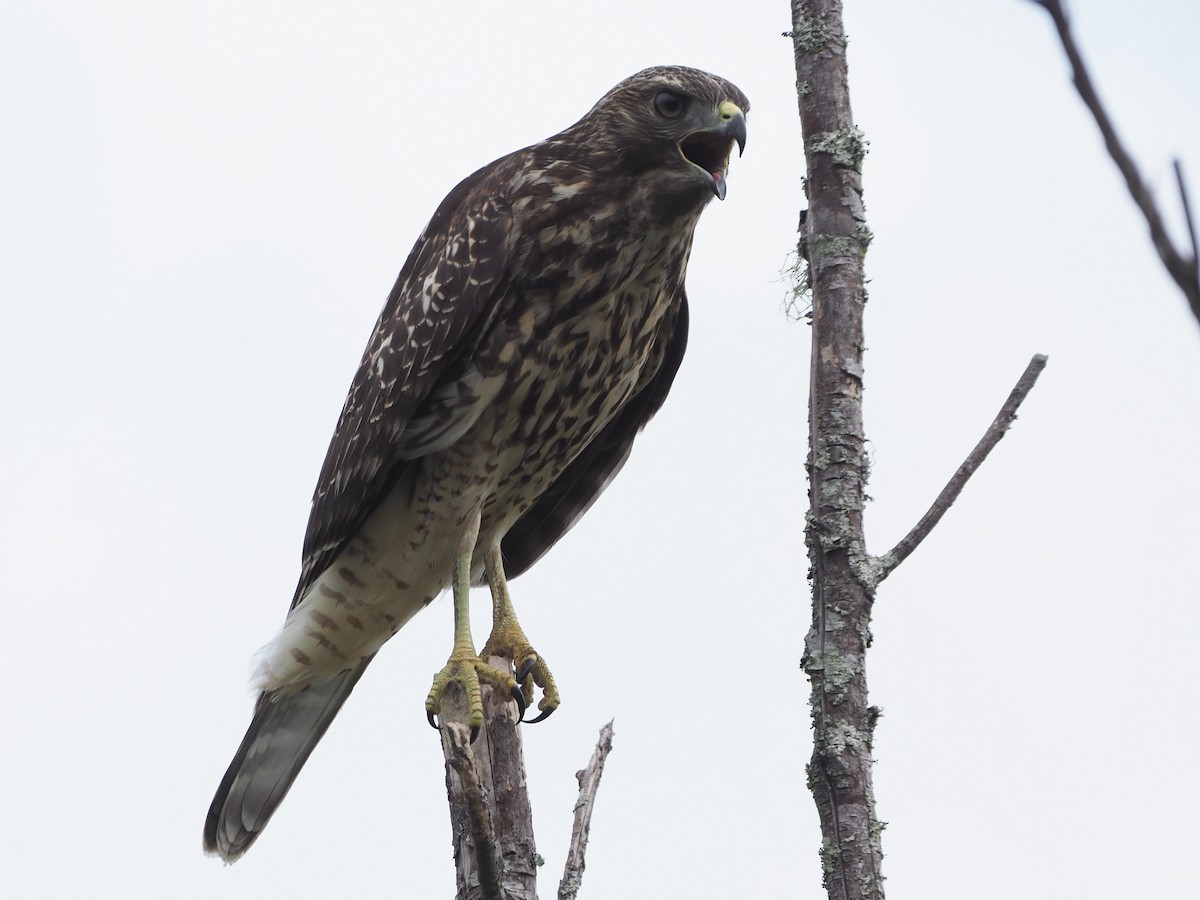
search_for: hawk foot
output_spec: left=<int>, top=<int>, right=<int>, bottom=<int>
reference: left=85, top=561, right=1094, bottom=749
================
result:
left=425, top=649, right=526, bottom=737
left=481, top=624, right=560, bottom=725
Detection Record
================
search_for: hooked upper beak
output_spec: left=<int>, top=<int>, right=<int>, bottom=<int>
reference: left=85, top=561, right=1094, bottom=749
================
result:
left=678, top=100, right=747, bottom=201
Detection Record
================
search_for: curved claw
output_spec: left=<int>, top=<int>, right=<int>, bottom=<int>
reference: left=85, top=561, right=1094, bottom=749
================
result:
left=515, top=657, right=537, bottom=684
left=427, top=709, right=441, bottom=731
left=524, top=705, right=556, bottom=725
left=469, top=723, right=480, bottom=743
left=511, top=684, right=528, bottom=719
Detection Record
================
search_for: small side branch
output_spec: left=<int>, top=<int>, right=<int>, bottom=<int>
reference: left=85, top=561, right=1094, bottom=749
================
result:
left=871, top=354, right=1048, bottom=586
left=1031, top=0, right=1200, bottom=321
left=558, top=721, right=616, bottom=900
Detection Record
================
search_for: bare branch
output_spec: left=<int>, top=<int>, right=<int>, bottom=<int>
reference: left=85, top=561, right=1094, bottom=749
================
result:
left=1031, top=0, right=1200, bottom=321
left=871, top=354, right=1048, bottom=586
left=558, top=721, right=616, bottom=900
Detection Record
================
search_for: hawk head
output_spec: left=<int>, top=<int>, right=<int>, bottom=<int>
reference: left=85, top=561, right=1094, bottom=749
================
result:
left=564, top=66, right=749, bottom=203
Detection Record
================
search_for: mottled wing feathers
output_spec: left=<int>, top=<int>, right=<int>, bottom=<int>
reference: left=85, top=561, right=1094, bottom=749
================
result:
left=293, top=167, right=516, bottom=604
left=501, top=295, right=690, bottom=578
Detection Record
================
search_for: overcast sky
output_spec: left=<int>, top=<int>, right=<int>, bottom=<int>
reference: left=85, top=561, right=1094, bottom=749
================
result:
left=3, top=1, right=1198, bottom=897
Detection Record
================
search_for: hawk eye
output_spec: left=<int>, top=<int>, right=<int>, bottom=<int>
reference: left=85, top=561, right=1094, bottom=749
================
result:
left=653, top=91, right=684, bottom=118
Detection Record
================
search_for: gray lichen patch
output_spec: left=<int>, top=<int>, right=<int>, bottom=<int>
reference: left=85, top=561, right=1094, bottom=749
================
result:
left=789, top=13, right=834, bottom=52
left=806, top=648, right=859, bottom=703
left=810, top=126, right=868, bottom=170
left=821, top=720, right=870, bottom=755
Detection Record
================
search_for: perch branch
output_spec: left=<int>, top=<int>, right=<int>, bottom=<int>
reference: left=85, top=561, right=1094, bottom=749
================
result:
left=1031, top=0, right=1200, bottom=321
left=440, top=656, right=539, bottom=900
left=870, top=353, right=1048, bottom=586
left=557, top=720, right=616, bottom=900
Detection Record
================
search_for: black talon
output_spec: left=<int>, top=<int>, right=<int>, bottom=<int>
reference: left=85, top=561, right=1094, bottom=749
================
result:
left=511, top=684, right=528, bottom=720
left=515, top=657, right=537, bottom=684
left=469, top=724, right=480, bottom=743
left=427, top=710, right=441, bottom=731
left=525, top=706, right=555, bottom=725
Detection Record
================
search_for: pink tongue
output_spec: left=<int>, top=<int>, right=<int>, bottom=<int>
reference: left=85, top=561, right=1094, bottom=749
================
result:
left=712, top=170, right=723, bottom=184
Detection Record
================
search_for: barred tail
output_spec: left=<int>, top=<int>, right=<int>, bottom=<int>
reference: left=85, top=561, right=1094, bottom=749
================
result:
left=203, top=655, right=374, bottom=862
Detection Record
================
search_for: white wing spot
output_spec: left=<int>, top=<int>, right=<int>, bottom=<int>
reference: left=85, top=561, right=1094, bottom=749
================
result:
left=421, top=274, right=441, bottom=314
left=552, top=181, right=585, bottom=200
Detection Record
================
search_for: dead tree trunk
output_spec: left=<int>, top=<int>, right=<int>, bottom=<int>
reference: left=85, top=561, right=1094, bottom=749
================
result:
left=789, top=3, right=884, bottom=898
left=789, top=3, right=1046, bottom=899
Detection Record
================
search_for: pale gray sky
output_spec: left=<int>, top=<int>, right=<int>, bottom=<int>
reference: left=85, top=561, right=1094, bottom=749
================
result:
left=2, top=1, right=1198, bottom=897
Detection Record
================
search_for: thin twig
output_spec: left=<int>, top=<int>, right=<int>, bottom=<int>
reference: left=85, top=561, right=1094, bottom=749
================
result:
left=1031, top=0, right=1200, bottom=321
left=871, top=354, right=1048, bottom=586
left=445, top=722, right=503, bottom=900
left=558, top=721, right=616, bottom=900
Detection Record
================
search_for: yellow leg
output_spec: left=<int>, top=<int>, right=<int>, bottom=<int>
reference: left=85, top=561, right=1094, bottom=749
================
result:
left=481, top=545, right=560, bottom=723
left=425, top=513, right=523, bottom=734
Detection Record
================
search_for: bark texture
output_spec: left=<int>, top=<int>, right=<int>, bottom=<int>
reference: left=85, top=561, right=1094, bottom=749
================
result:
left=790, top=2, right=884, bottom=899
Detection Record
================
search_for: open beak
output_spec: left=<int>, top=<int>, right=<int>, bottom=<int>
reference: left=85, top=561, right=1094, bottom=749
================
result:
left=679, top=101, right=747, bottom=201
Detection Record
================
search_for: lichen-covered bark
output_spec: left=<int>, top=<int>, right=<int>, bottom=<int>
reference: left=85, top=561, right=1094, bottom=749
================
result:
left=790, top=2, right=885, bottom=899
